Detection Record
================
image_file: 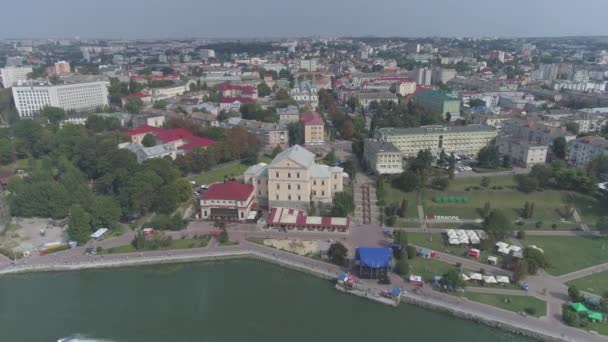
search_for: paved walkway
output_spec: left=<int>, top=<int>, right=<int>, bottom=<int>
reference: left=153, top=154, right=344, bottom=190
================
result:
left=557, top=262, right=608, bottom=283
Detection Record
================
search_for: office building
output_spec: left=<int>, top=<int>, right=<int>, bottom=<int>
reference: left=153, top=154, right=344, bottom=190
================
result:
left=375, top=125, right=497, bottom=157
left=12, top=81, right=109, bottom=118
left=1, top=66, right=33, bottom=87
left=363, top=139, right=403, bottom=175
left=415, top=90, right=461, bottom=121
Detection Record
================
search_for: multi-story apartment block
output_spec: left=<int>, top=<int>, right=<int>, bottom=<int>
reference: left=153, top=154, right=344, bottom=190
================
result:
left=244, top=145, right=344, bottom=210
left=432, top=68, right=457, bottom=85
left=567, top=136, right=608, bottom=169
left=277, top=105, right=300, bottom=123
left=12, top=81, right=109, bottom=118
left=1, top=66, right=33, bottom=87
left=375, top=125, right=497, bottom=157
left=151, top=83, right=188, bottom=100
left=300, top=111, right=325, bottom=146
left=497, top=137, right=548, bottom=167
left=353, top=92, right=398, bottom=108
left=298, top=59, right=318, bottom=72
left=415, top=90, right=461, bottom=121
left=236, top=119, right=289, bottom=151
left=363, top=139, right=403, bottom=175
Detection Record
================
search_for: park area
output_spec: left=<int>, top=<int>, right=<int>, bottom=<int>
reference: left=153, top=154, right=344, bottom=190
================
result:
left=567, top=271, right=608, bottom=297
left=382, top=175, right=602, bottom=230
left=192, top=156, right=272, bottom=186
left=525, top=236, right=608, bottom=276
left=463, top=293, right=546, bottom=318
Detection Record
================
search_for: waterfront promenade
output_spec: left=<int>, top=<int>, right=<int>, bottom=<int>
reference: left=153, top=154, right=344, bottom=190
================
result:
left=0, top=235, right=606, bottom=342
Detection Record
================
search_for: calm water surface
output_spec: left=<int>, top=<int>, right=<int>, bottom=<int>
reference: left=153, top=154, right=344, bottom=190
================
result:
left=0, top=260, right=535, bottom=341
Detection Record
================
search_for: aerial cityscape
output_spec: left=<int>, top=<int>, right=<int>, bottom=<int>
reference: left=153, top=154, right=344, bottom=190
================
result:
left=2, top=1, right=608, bottom=341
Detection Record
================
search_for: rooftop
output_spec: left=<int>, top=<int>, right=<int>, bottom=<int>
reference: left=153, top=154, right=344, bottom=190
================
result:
left=364, top=139, right=401, bottom=154
left=376, top=124, right=496, bottom=136
left=300, top=111, right=324, bottom=126
left=201, top=182, right=254, bottom=201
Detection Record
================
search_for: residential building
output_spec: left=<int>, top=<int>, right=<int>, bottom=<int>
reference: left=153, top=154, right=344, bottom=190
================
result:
left=199, top=182, right=255, bottom=221
left=374, top=125, right=497, bottom=157
left=198, top=49, right=216, bottom=60
left=119, top=142, right=178, bottom=163
left=277, top=105, right=300, bottom=123
left=217, top=83, right=257, bottom=99
left=132, top=114, right=165, bottom=128
left=300, top=111, right=325, bottom=146
left=261, top=63, right=287, bottom=73
left=54, top=61, right=71, bottom=75
left=219, top=97, right=255, bottom=110
left=432, top=68, right=457, bottom=85
left=567, top=136, right=608, bottom=168
left=497, top=137, right=548, bottom=167
left=554, top=81, right=607, bottom=93
left=1, top=66, right=33, bottom=87
left=363, top=139, right=403, bottom=174
left=151, top=84, right=187, bottom=100
left=244, top=145, right=344, bottom=209
left=410, top=68, right=432, bottom=86
left=353, top=92, right=398, bottom=108
left=125, top=125, right=215, bottom=156
left=12, top=81, right=109, bottom=118
left=415, top=90, right=461, bottom=121
left=298, top=59, right=318, bottom=72
left=121, top=92, right=153, bottom=107
left=502, top=119, right=576, bottom=146
left=236, top=119, right=289, bottom=151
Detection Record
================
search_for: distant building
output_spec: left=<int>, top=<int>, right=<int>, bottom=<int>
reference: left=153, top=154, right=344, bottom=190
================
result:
left=300, top=111, right=325, bottom=146
left=410, top=68, right=432, bottom=86
left=124, top=125, right=215, bottom=158
left=567, top=136, right=608, bottom=169
left=244, top=145, right=344, bottom=209
left=414, top=90, right=461, bottom=121
left=1, top=66, right=33, bottom=87
left=375, top=125, right=497, bottom=157
left=432, top=68, right=457, bottom=85
left=12, top=81, right=109, bottom=118
left=121, top=92, right=153, bottom=107
left=132, top=114, right=165, bottom=128
left=198, top=49, right=216, bottom=60
left=353, top=92, right=398, bottom=108
left=289, top=81, right=318, bottom=107
left=54, top=61, right=71, bottom=75
left=298, top=59, right=318, bottom=72
left=236, top=119, right=289, bottom=151
left=277, top=105, right=300, bottom=123
left=497, top=137, right=547, bottom=167
left=219, top=97, right=255, bottom=110
left=151, top=84, right=187, bottom=100
left=119, top=142, right=178, bottom=163
left=363, top=139, right=403, bottom=175
left=217, top=83, right=258, bottom=99
left=200, top=182, right=255, bottom=221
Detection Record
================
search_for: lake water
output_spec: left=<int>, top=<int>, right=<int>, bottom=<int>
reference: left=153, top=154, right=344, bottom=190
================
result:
left=0, top=260, right=534, bottom=341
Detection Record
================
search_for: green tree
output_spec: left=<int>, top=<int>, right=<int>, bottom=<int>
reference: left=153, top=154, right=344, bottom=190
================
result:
left=257, top=82, right=271, bottom=97
left=441, top=268, right=466, bottom=291
left=399, top=199, right=408, bottom=218
left=523, top=247, right=550, bottom=275
left=564, top=122, right=580, bottom=135
left=522, top=201, right=535, bottom=219
left=174, top=178, right=193, bottom=203
left=431, top=176, right=449, bottom=190
left=502, top=155, right=512, bottom=168
left=125, top=97, right=144, bottom=113
left=395, top=258, right=410, bottom=276
left=331, top=192, right=354, bottom=216
left=91, top=196, right=121, bottom=229
left=393, top=170, right=419, bottom=192
left=67, top=204, right=92, bottom=244
left=141, top=134, right=156, bottom=147
left=477, top=145, right=500, bottom=168
left=327, top=242, right=348, bottom=266
left=480, top=176, right=490, bottom=188
left=568, top=285, right=583, bottom=302
left=552, top=137, right=567, bottom=159
left=287, top=122, right=304, bottom=146
left=483, top=209, right=512, bottom=241
left=514, top=174, right=538, bottom=193
left=41, top=106, right=66, bottom=125
left=157, top=182, right=180, bottom=214
left=153, top=100, right=167, bottom=110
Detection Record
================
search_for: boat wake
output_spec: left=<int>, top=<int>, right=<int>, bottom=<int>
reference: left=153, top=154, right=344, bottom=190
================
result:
left=57, top=334, right=114, bottom=342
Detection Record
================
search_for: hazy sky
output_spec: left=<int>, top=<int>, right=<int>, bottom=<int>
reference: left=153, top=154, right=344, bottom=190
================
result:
left=2, top=0, right=608, bottom=38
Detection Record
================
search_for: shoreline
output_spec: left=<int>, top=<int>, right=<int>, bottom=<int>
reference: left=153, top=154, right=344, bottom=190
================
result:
left=0, top=249, right=579, bottom=342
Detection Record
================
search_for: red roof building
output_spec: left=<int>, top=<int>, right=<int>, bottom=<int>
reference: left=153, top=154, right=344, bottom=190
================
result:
left=299, top=111, right=324, bottom=126
left=200, top=182, right=256, bottom=221
left=267, top=207, right=349, bottom=232
left=217, top=83, right=258, bottom=99
left=126, top=125, right=215, bottom=150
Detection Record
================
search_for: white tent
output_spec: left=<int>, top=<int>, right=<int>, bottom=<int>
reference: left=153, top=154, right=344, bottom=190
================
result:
left=512, top=251, right=523, bottom=259
left=496, top=241, right=509, bottom=249
left=483, top=276, right=497, bottom=284
left=458, top=235, right=469, bottom=244
left=496, top=276, right=510, bottom=284
left=457, top=230, right=467, bottom=237
left=476, top=230, right=488, bottom=239
left=448, top=237, right=461, bottom=245
left=446, top=229, right=456, bottom=237
left=487, top=256, right=498, bottom=265
left=508, top=245, right=522, bottom=253
left=466, top=230, right=478, bottom=239
left=469, top=236, right=480, bottom=245
left=469, top=273, right=483, bottom=281
left=461, top=273, right=470, bottom=281
left=498, top=246, right=511, bottom=255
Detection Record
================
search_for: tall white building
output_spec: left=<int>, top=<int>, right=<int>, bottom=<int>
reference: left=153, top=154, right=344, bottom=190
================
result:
left=12, top=81, right=109, bottom=118
left=199, top=49, right=215, bottom=60
left=1, top=66, right=33, bottom=88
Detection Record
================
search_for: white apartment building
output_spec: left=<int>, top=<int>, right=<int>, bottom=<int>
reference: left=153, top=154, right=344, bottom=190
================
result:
left=298, top=59, right=319, bottom=72
left=363, top=139, right=403, bottom=175
left=151, top=84, right=188, bottom=100
left=375, top=125, right=497, bottom=157
left=497, top=138, right=547, bottom=167
left=1, top=66, right=33, bottom=87
left=567, top=136, right=608, bottom=169
left=12, top=81, right=109, bottom=118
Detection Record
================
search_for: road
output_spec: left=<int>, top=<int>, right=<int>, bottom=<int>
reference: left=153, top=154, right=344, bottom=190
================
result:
left=557, top=262, right=608, bottom=283
left=399, top=227, right=598, bottom=237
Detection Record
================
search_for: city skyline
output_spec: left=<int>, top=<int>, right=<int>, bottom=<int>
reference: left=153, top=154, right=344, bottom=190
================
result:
left=2, top=0, right=608, bottom=39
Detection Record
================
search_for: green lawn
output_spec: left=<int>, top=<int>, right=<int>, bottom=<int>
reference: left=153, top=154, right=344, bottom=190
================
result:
left=525, top=236, right=608, bottom=276
left=193, top=156, right=272, bottom=185
left=567, top=271, right=608, bottom=297
left=383, top=174, right=601, bottom=230
left=588, top=322, right=608, bottom=336
left=103, top=237, right=210, bottom=254
left=464, top=292, right=546, bottom=317
left=408, top=257, right=462, bottom=282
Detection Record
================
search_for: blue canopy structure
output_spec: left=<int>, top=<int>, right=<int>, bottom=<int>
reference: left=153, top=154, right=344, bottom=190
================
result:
left=356, top=247, right=392, bottom=268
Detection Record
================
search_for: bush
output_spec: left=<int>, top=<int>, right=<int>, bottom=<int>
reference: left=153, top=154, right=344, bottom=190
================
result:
left=517, top=230, right=526, bottom=240
left=473, top=186, right=480, bottom=190
left=406, top=245, right=417, bottom=259
left=551, top=223, right=557, bottom=230
left=535, top=221, right=543, bottom=229
left=524, top=307, right=537, bottom=315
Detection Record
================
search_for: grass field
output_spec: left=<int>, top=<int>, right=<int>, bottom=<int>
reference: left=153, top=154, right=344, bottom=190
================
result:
left=193, top=156, right=272, bottom=185
left=407, top=232, right=495, bottom=264
left=525, top=236, right=608, bottom=276
left=588, top=322, right=608, bottom=336
left=103, top=237, right=210, bottom=254
left=464, top=293, right=546, bottom=317
left=408, top=257, right=461, bottom=282
left=567, top=271, right=608, bottom=297
left=383, top=175, right=601, bottom=229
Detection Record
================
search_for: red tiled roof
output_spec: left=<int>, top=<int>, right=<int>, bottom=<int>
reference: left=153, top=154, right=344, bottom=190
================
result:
left=300, top=111, right=324, bottom=126
left=126, top=125, right=162, bottom=136
left=220, top=97, right=256, bottom=104
left=178, top=135, right=216, bottom=150
left=125, top=92, right=151, bottom=99
left=201, top=182, right=254, bottom=201
left=217, top=83, right=256, bottom=93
